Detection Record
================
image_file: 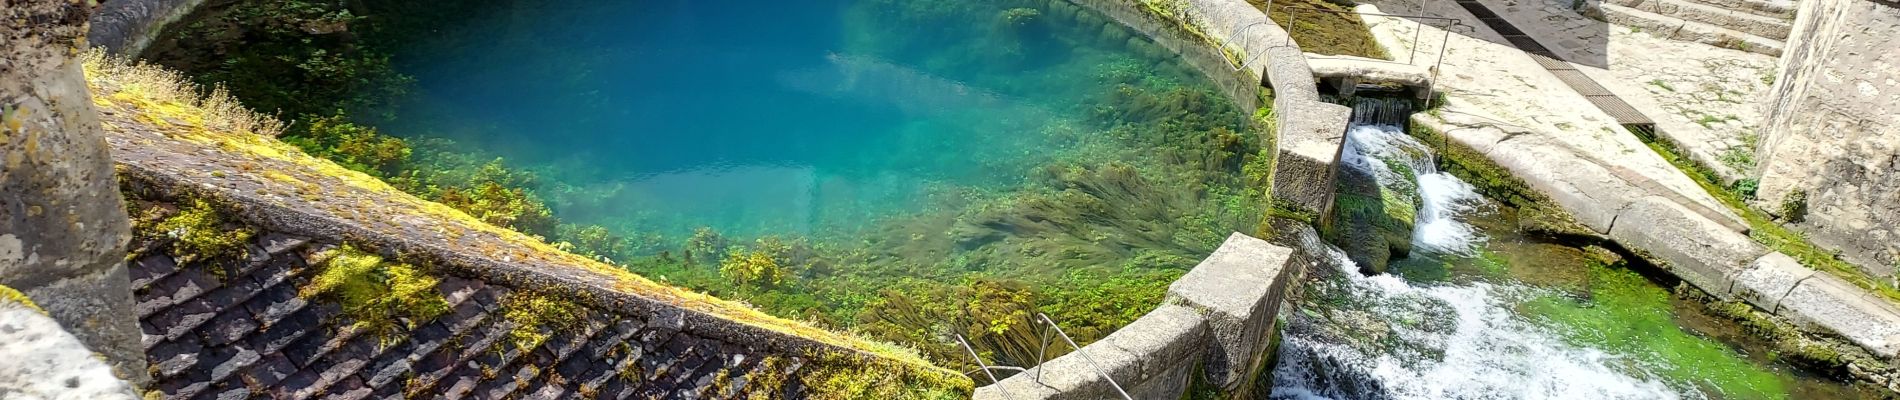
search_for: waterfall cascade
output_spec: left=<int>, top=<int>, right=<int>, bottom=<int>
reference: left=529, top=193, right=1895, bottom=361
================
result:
left=1269, top=99, right=1687, bottom=399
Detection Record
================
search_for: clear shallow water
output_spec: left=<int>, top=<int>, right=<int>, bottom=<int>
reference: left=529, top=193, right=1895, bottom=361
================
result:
left=1274, top=123, right=1860, bottom=399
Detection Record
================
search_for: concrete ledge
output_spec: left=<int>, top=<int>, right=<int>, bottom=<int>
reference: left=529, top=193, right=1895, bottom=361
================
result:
left=1484, top=135, right=1644, bottom=233
left=974, top=305, right=1208, bottom=399
left=1607, top=196, right=1769, bottom=297
left=1775, top=274, right=1900, bottom=358
left=1307, top=55, right=1435, bottom=98
left=974, top=233, right=1298, bottom=399
left=1729, top=252, right=1814, bottom=312
left=1168, top=233, right=1297, bottom=391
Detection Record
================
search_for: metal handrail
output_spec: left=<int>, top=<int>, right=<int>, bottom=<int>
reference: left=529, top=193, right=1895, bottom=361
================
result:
left=956, top=334, right=1016, bottom=399
left=1037, top=313, right=1132, bottom=400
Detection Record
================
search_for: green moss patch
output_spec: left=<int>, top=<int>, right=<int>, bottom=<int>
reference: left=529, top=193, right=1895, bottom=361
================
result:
left=1251, top=0, right=1390, bottom=60
left=301, top=244, right=450, bottom=339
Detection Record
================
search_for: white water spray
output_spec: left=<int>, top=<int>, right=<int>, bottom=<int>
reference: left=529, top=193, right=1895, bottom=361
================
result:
left=1270, top=123, right=1687, bottom=400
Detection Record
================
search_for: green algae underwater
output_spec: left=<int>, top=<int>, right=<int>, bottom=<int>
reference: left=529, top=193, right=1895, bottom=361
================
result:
left=146, top=0, right=1273, bottom=373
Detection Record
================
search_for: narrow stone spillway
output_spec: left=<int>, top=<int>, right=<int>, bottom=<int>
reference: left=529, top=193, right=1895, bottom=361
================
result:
left=1272, top=119, right=1861, bottom=399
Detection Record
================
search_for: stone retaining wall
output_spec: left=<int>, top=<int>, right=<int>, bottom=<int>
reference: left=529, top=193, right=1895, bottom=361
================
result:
left=1754, top=0, right=1900, bottom=279
left=88, top=0, right=209, bottom=55
left=1062, top=0, right=1351, bottom=216
left=973, top=233, right=1296, bottom=399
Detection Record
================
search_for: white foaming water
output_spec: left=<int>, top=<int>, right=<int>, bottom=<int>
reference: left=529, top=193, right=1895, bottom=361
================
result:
left=1339, top=124, right=1485, bottom=255
left=1270, top=123, right=1686, bottom=399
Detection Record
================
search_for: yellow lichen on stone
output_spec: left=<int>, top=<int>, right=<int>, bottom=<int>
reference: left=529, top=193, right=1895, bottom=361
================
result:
left=0, top=284, right=45, bottom=314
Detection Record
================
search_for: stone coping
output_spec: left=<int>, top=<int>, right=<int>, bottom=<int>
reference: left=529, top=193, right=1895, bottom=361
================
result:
left=1061, top=0, right=1351, bottom=214
left=973, top=233, right=1297, bottom=399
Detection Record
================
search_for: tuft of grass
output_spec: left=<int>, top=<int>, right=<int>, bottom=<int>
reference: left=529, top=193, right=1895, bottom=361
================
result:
left=1649, top=79, right=1676, bottom=92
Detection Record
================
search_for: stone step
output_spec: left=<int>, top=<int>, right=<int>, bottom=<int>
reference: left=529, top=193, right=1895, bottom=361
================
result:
left=1603, top=3, right=1784, bottom=56
left=1607, top=0, right=1792, bottom=40
left=1676, top=0, right=1797, bottom=19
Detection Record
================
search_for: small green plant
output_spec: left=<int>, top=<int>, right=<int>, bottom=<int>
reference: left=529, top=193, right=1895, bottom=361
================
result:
left=720, top=249, right=788, bottom=288
left=1732, top=179, right=1759, bottom=200
left=1695, top=114, right=1725, bottom=128
left=1778, top=189, right=1808, bottom=223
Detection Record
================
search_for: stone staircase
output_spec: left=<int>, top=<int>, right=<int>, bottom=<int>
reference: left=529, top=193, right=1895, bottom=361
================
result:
left=1600, top=0, right=1797, bottom=55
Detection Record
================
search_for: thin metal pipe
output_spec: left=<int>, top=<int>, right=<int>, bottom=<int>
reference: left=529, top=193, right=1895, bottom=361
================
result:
left=956, top=334, right=1016, bottom=399
left=1038, top=313, right=1132, bottom=400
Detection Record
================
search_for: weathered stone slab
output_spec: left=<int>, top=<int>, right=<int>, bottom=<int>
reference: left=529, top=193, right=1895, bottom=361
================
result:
left=1166, top=233, right=1296, bottom=391
left=1608, top=196, right=1769, bottom=298
left=1775, top=274, right=1900, bottom=358
left=1487, top=135, right=1644, bottom=233
left=1728, top=252, right=1813, bottom=312
left=973, top=304, right=1207, bottom=400
left=0, top=301, right=140, bottom=399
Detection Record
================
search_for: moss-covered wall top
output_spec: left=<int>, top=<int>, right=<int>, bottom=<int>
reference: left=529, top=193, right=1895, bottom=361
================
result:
left=84, top=51, right=970, bottom=398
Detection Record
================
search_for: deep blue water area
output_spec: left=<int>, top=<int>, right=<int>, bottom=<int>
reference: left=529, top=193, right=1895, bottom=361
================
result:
left=379, top=0, right=1226, bottom=239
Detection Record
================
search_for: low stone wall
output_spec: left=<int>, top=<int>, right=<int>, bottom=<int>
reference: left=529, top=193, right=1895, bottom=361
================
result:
left=88, top=0, right=209, bottom=55
left=1062, top=0, right=1351, bottom=216
left=972, top=233, right=1295, bottom=399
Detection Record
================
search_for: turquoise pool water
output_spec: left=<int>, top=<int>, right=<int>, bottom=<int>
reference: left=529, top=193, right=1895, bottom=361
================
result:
left=373, top=0, right=1266, bottom=368
left=380, top=0, right=1232, bottom=239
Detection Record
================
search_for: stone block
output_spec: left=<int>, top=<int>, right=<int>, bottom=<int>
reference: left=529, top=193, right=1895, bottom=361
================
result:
left=1775, top=274, right=1900, bottom=358
left=1165, top=233, right=1295, bottom=391
left=239, top=354, right=297, bottom=389
left=257, top=232, right=311, bottom=255
left=1728, top=252, right=1813, bottom=311
left=1608, top=196, right=1768, bottom=298
left=130, top=254, right=179, bottom=290
left=1488, top=136, right=1643, bottom=233
left=974, top=304, right=1207, bottom=399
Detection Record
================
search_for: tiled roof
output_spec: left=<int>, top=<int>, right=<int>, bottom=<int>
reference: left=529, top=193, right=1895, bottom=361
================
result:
left=133, top=231, right=803, bottom=400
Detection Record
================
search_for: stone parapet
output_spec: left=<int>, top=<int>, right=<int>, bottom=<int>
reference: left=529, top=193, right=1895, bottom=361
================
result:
left=973, top=233, right=1298, bottom=399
